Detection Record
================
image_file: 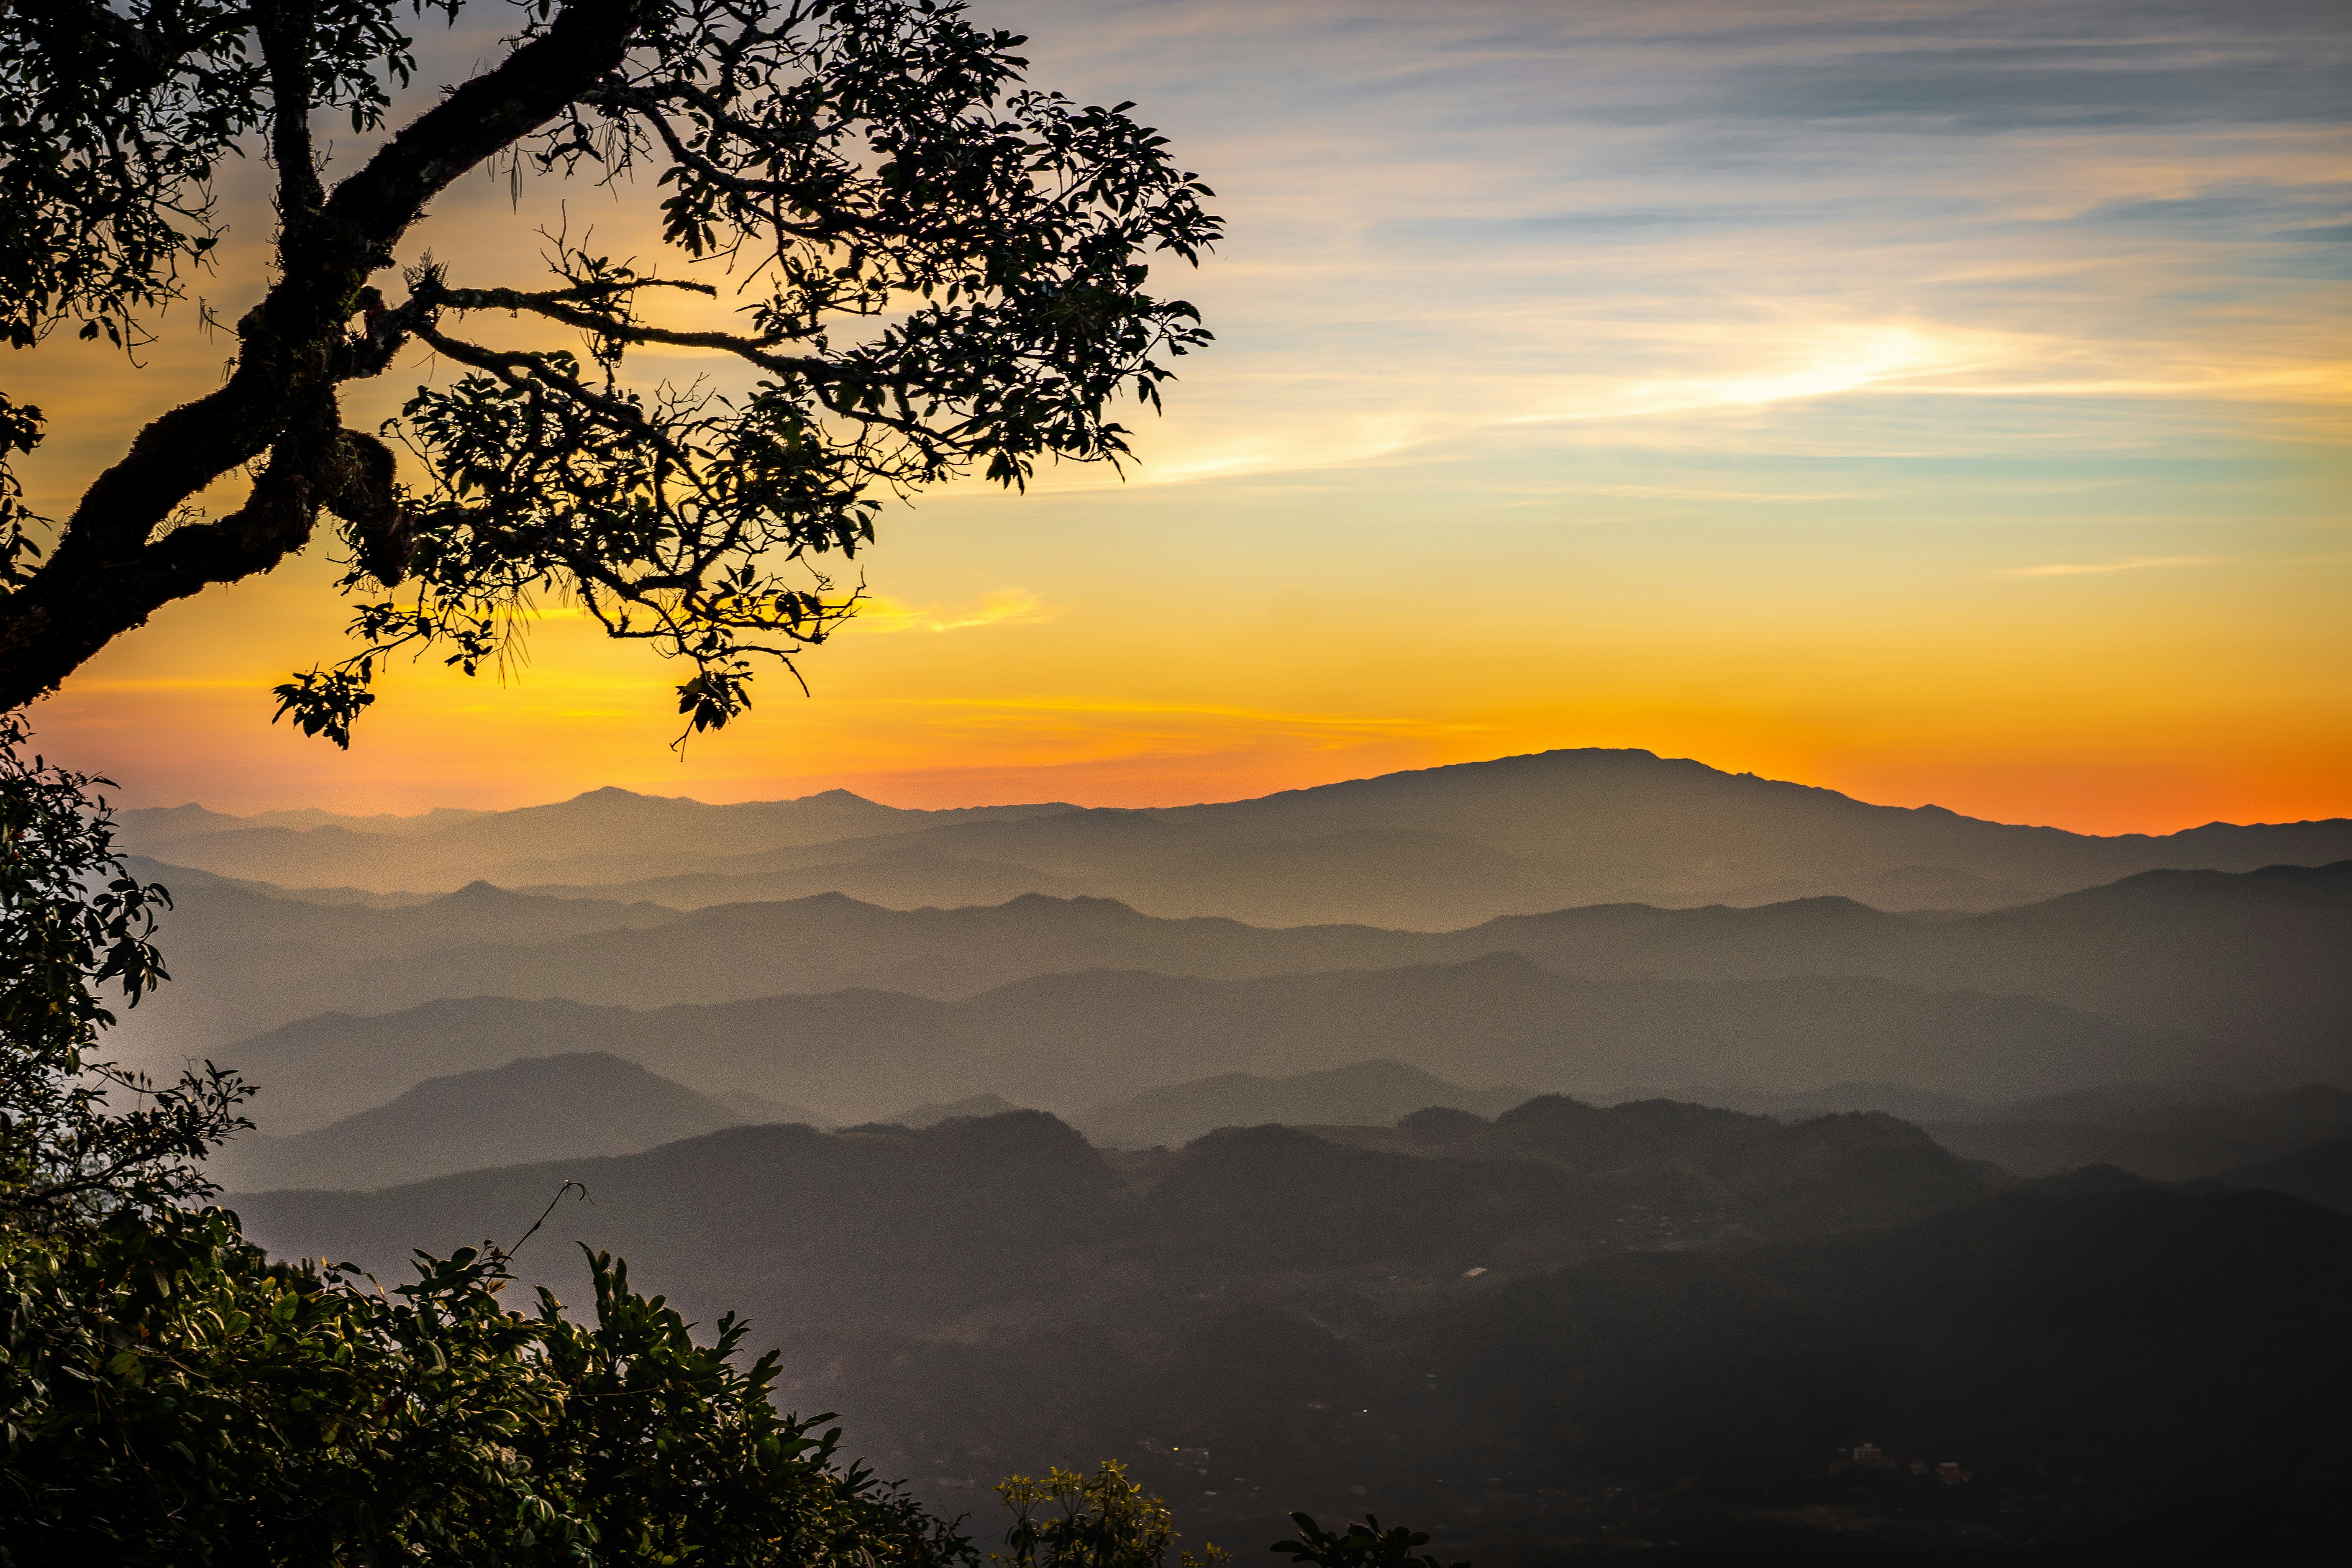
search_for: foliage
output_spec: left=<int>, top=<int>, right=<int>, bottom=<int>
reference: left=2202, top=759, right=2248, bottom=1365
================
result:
left=0, top=1205, right=978, bottom=1565
left=0, top=0, right=414, bottom=351
left=1271, top=1515, right=1463, bottom=1568
left=0, top=722, right=969, bottom=1561
left=994, top=1462, right=1227, bottom=1568
left=0, top=0, right=1220, bottom=740
left=0, top=715, right=250, bottom=1226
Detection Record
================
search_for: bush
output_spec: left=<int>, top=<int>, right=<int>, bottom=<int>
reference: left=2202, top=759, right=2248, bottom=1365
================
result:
left=0, top=1205, right=970, bottom=1565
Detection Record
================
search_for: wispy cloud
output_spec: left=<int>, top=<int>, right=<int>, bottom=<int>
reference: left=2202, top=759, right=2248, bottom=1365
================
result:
left=18, top=0, right=2350, bottom=831
left=975, top=0, right=2352, bottom=489
left=851, top=589, right=1055, bottom=635
left=1998, top=556, right=2219, bottom=578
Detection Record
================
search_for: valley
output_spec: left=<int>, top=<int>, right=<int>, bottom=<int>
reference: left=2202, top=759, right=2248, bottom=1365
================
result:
left=108, top=750, right=2352, bottom=1562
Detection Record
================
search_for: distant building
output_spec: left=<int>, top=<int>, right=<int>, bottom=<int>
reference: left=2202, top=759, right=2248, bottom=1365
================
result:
left=1937, top=1462, right=1971, bottom=1486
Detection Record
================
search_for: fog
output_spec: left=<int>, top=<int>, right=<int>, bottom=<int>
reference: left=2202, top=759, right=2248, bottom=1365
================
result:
left=125, top=751, right=2352, bottom=1560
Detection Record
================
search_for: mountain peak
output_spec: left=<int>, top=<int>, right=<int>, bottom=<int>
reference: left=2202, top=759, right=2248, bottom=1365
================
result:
left=435, top=879, right=521, bottom=904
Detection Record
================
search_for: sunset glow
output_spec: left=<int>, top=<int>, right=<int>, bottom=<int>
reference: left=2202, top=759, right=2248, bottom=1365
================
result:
left=14, top=0, right=2348, bottom=833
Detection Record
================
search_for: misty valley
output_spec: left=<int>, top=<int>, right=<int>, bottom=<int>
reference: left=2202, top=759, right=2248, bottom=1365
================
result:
left=110, top=750, right=2352, bottom=1563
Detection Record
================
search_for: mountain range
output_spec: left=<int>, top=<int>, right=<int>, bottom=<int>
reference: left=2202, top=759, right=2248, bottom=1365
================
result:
left=105, top=858, right=2349, bottom=1095
left=209, top=952, right=2198, bottom=1135
left=204, top=1039, right=2352, bottom=1203
left=230, top=1099, right=2006, bottom=1349
left=124, top=745, right=2351, bottom=1560
left=228, top=1106, right=2352, bottom=1554
left=1594, top=1081, right=2352, bottom=1182
left=120, top=749, right=2352, bottom=927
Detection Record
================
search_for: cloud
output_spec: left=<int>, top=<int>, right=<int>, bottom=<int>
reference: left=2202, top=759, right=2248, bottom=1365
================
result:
left=1998, top=556, right=2218, bottom=578
left=850, top=589, right=1055, bottom=635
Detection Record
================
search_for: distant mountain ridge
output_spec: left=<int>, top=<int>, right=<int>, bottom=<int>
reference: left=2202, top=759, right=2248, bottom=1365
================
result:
left=118, top=749, right=2352, bottom=927
left=208, top=1053, right=748, bottom=1192
left=218, top=951, right=2193, bottom=1135
left=107, top=861, right=2351, bottom=1083
left=122, top=786, right=1074, bottom=892
left=1077, top=1061, right=1534, bottom=1149
left=1616, top=1080, right=2352, bottom=1182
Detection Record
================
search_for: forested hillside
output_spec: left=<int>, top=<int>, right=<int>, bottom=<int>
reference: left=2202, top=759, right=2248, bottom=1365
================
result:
left=233, top=1107, right=2352, bottom=1555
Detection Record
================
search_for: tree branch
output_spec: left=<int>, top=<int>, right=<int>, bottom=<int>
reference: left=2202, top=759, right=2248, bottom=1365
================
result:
left=255, top=0, right=325, bottom=232
left=320, top=0, right=647, bottom=258
left=431, top=280, right=835, bottom=380
left=3, top=0, right=230, bottom=97
left=0, top=0, right=653, bottom=709
left=0, top=409, right=354, bottom=708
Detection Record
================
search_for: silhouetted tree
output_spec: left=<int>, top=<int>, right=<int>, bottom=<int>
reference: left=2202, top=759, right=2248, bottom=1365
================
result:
left=0, top=713, right=244, bottom=1227
left=0, top=0, right=1216, bottom=740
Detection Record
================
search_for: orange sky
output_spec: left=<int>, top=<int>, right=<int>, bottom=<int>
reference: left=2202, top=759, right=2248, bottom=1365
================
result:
left=12, top=0, right=2350, bottom=835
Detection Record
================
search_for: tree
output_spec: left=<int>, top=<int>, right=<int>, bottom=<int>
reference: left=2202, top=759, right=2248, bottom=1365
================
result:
left=994, top=1461, right=1227, bottom=1568
left=0, top=1209, right=987, bottom=1563
left=1271, top=1514, right=1464, bottom=1568
left=0, top=0, right=1217, bottom=741
left=0, top=712, right=247, bottom=1227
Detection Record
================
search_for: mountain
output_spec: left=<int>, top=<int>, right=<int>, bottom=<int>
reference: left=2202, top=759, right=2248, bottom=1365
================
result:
left=119, top=856, right=437, bottom=908
left=231, top=1102, right=2003, bottom=1345
left=208, top=1053, right=743, bottom=1191
left=1918, top=1085, right=2352, bottom=1181
left=1417, top=861, right=2352, bottom=1063
left=1158, top=749, right=2352, bottom=891
left=515, top=847, right=1090, bottom=913
left=1602, top=1081, right=2352, bottom=1181
left=2207, top=1135, right=2352, bottom=1213
left=1397, top=1092, right=2001, bottom=1237
left=714, top=1087, right=835, bottom=1128
left=1396, top=1189, right=2352, bottom=1547
left=1077, top=1061, right=1533, bottom=1149
left=885, top=1093, right=1025, bottom=1128
left=108, top=862, right=2350, bottom=1077
left=120, top=786, right=1071, bottom=891
left=101, top=874, right=682, bottom=1057
left=119, top=751, right=2352, bottom=926
left=216, top=953, right=2193, bottom=1135
left=228, top=1111, right=2350, bottom=1553
left=108, top=884, right=1414, bottom=1055
left=1593, top=1080, right=1999, bottom=1122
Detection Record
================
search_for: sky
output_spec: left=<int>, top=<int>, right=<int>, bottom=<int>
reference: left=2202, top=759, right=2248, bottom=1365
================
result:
left=13, top=0, right=2349, bottom=832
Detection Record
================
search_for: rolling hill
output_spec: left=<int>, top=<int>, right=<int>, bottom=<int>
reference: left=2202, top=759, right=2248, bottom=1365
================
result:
left=215, top=953, right=2195, bottom=1135
left=229, top=1102, right=2005, bottom=1341
left=1076, top=1060, right=1533, bottom=1150
left=110, top=862, right=2349, bottom=1085
left=207, top=1052, right=749, bottom=1192
left=225, top=1109, right=2352, bottom=1552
